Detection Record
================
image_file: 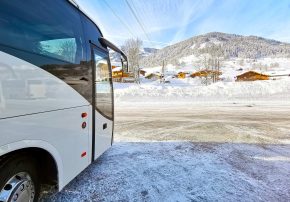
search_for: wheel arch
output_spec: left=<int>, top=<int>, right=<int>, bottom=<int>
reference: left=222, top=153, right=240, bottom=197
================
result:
left=0, top=140, right=64, bottom=190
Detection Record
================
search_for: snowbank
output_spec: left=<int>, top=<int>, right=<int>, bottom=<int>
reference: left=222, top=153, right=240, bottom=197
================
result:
left=114, top=79, right=290, bottom=103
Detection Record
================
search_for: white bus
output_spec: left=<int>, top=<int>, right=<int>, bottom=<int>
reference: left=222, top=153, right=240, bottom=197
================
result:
left=0, top=0, right=127, bottom=201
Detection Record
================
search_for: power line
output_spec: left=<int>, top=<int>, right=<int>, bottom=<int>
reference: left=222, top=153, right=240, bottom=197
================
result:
left=129, top=0, right=149, bottom=33
left=103, top=0, right=136, bottom=38
left=127, top=0, right=155, bottom=48
left=124, top=0, right=154, bottom=47
left=104, top=0, right=167, bottom=48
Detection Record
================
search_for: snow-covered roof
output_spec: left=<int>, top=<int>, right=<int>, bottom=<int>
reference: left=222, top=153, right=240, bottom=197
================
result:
left=112, top=66, right=122, bottom=72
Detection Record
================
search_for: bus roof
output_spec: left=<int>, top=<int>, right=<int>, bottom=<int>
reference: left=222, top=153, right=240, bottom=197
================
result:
left=67, top=0, right=104, bottom=37
left=67, top=0, right=127, bottom=61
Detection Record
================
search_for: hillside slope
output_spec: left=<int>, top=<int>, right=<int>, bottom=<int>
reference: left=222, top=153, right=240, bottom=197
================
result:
left=140, top=32, right=290, bottom=67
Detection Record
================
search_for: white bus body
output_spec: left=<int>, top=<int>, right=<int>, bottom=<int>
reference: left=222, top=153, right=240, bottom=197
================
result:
left=0, top=1, right=127, bottom=201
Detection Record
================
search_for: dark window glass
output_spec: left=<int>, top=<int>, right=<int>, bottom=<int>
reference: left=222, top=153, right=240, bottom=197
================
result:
left=94, top=50, right=113, bottom=119
left=82, top=16, right=103, bottom=50
left=0, top=0, right=84, bottom=63
left=81, top=15, right=107, bottom=66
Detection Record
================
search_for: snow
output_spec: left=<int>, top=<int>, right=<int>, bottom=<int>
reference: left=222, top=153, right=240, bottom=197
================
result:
left=114, top=79, right=290, bottom=103
left=199, top=42, right=207, bottom=49
left=40, top=142, right=290, bottom=201
left=142, top=64, right=178, bottom=76
left=112, top=66, right=122, bottom=72
left=178, top=55, right=200, bottom=65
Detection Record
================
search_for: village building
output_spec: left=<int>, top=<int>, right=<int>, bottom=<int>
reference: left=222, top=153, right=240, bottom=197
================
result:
left=190, top=70, right=222, bottom=78
left=139, top=69, right=146, bottom=76
left=236, top=71, right=269, bottom=81
left=145, top=73, right=162, bottom=80
left=112, top=66, right=130, bottom=82
left=176, top=72, right=186, bottom=79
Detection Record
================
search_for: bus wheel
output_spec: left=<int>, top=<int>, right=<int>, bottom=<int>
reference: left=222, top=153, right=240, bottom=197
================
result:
left=0, top=156, right=39, bottom=202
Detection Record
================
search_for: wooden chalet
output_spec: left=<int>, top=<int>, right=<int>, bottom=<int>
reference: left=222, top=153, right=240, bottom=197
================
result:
left=236, top=71, right=269, bottom=81
left=139, top=69, right=146, bottom=76
left=176, top=72, right=186, bottom=79
left=145, top=73, right=161, bottom=80
left=190, top=70, right=222, bottom=78
left=112, top=66, right=130, bottom=82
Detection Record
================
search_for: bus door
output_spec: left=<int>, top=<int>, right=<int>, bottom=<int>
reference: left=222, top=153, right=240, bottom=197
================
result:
left=92, top=46, right=114, bottom=160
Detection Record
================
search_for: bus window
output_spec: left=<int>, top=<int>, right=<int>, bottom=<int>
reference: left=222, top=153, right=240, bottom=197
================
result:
left=0, top=0, right=84, bottom=64
left=94, top=52, right=113, bottom=119
left=39, top=38, right=77, bottom=63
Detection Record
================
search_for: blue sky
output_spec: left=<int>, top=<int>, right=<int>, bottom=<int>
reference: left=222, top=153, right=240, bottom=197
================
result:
left=76, top=0, right=290, bottom=48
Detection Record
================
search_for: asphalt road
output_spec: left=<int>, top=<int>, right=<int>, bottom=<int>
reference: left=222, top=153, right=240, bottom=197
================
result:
left=114, top=102, right=290, bottom=144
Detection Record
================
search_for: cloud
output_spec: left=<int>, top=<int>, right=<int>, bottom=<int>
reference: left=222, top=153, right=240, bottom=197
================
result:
left=76, top=0, right=215, bottom=47
left=170, top=0, right=214, bottom=43
left=76, top=0, right=290, bottom=47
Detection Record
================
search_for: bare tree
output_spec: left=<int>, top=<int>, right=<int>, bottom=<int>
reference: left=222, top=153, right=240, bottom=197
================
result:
left=200, top=54, right=222, bottom=85
left=59, top=40, right=76, bottom=62
left=121, top=38, right=143, bottom=83
left=207, top=45, right=223, bottom=83
left=202, top=56, right=210, bottom=86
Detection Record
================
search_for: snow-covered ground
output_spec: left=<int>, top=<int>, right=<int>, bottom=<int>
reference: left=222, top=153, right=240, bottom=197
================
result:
left=41, top=142, right=290, bottom=201
left=41, top=79, right=290, bottom=201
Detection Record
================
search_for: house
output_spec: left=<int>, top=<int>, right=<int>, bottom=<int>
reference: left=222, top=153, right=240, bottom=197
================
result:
left=176, top=72, right=186, bottom=79
left=236, top=71, right=269, bottom=81
left=139, top=69, right=146, bottom=76
left=145, top=73, right=161, bottom=80
left=112, top=70, right=123, bottom=78
left=112, top=66, right=131, bottom=82
left=190, top=70, right=222, bottom=78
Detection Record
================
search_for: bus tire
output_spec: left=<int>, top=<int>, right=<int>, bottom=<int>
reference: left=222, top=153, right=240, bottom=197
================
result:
left=0, top=155, right=40, bottom=202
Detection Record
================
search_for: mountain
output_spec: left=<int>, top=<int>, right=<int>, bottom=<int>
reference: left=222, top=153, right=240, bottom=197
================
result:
left=110, top=47, right=158, bottom=63
left=142, top=47, right=159, bottom=56
left=140, top=32, right=290, bottom=68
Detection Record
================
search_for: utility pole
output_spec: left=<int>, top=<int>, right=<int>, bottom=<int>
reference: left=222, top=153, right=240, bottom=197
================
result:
left=134, top=53, right=141, bottom=84
left=212, top=58, right=215, bottom=83
left=217, top=58, right=220, bottom=82
left=213, top=59, right=216, bottom=83
left=161, top=60, right=165, bottom=83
